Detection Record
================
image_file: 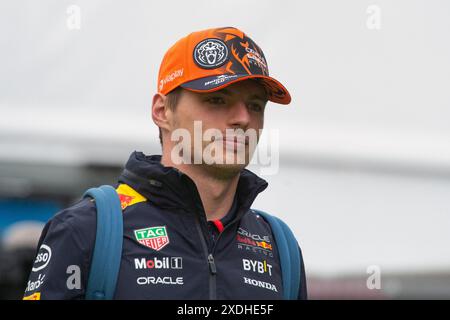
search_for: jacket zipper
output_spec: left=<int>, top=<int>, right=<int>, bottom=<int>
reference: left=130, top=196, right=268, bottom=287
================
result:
left=207, top=254, right=217, bottom=274
left=194, top=210, right=253, bottom=299
left=194, top=217, right=217, bottom=300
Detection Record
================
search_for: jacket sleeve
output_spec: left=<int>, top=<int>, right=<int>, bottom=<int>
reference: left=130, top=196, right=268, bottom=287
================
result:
left=23, top=199, right=96, bottom=300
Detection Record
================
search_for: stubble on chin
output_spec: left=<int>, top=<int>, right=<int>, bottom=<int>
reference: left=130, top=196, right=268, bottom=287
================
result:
left=196, top=162, right=246, bottom=180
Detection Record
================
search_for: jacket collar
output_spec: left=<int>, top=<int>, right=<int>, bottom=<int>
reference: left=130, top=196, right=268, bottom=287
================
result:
left=118, top=151, right=268, bottom=219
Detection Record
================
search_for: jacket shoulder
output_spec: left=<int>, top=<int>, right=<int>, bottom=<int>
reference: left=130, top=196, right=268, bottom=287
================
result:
left=51, top=197, right=97, bottom=230
left=23, top=197, right=97, bottom=300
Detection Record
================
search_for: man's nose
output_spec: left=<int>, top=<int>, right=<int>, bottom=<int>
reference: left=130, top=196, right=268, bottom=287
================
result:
left=228, top=100, right=250, bottom=128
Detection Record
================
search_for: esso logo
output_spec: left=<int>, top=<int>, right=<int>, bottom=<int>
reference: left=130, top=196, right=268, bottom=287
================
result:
left=32, top=244, right=52, bottom=272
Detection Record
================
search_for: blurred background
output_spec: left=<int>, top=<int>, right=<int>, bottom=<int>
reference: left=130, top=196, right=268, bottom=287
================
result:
left=0, top=0, right=449, bottom=299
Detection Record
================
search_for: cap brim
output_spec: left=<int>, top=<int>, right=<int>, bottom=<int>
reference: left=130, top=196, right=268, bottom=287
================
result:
left=180, top=74, right=291, bottom=105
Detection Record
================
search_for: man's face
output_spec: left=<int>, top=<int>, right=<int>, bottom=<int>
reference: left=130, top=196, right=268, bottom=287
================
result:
left=167, top=79, right=268, bottom=177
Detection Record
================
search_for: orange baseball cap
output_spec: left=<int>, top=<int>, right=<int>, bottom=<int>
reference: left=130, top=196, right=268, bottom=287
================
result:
left=157, top=26, right=291, bottom=105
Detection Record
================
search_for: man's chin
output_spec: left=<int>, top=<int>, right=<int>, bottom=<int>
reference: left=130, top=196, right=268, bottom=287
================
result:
left=200, top=161, right=248, bottom=180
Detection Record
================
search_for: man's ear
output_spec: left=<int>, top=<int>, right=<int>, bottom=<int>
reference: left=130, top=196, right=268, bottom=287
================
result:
left=152, top=93, right=171, bottom=131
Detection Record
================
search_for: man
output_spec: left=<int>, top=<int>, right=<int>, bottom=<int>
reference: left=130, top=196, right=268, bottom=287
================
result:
left=23, top=26, right=307, bottom=300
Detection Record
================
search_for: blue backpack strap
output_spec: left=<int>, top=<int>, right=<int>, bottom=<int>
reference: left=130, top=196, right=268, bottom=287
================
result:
left=83, top=185, right=123, bottom=300
left=252, top=209, right=301, bottom=300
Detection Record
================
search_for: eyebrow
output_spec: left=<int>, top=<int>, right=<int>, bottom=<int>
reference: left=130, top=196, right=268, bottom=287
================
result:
left=214, top=88, right=268, bottom=102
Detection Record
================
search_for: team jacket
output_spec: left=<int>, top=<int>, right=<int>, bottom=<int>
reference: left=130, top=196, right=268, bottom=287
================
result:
left=23, top=152, right=307, bottom=300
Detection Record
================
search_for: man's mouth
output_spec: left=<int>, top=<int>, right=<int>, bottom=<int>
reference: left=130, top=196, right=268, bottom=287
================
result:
left=223, top=136, right=248, bottom=145
left=210, top=135, right=249, bottom=146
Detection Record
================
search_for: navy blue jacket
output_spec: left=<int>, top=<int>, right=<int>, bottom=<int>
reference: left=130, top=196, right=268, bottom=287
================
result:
left=23, top=152, right=307, bottom=300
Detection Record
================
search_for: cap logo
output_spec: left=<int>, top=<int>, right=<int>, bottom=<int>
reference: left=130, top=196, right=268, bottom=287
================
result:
left=193, top=38, right=229, bottom=69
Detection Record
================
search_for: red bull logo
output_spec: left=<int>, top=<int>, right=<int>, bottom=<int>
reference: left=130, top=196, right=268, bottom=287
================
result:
left=118, top=194, right=134, bottom=210
left=257, top=241, right=272, bottom=251
left=115, top=184, right=147, bottom=210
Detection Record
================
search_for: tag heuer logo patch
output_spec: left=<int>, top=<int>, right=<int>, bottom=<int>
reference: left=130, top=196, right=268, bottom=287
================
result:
left=134, top=226, right=169, bottom=251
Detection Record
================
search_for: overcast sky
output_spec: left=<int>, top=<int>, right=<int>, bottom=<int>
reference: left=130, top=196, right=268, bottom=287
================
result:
left=1, top=1, right=449, bottom=160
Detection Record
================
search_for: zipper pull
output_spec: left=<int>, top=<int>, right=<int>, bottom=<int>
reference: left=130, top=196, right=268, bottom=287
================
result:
left=208, top=254, right=217, bottom=275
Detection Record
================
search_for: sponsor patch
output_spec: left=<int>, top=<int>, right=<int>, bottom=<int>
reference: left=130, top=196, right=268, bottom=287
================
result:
left=23, top=292, right=41, bottom=300
left=32, top=244, right=52, bottom=272
left=159, top=68, right=184, bottom=91
left=116, top=184, right=147, bottom=210
left=134, top=226, right=170, bottom=251
left=243, top=277, right=278, bottom=292
left=204, top=74, right=239, bottom=87
left=257, top=241, right=272, bottom=251
left=245, top=46, right=268, bottom=73
left=242, top=259, right=273, bottom=276
left=193, top=38, right=229, bottom=69
left=134, top=257, right=183, bottom=270
left=137, top=276, right=184, bottom=285
left=237, top=228, right=271, bottom=243
left=25, top=274, right=45, bottom=293
left=236, top=228, right=273, bottom=257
